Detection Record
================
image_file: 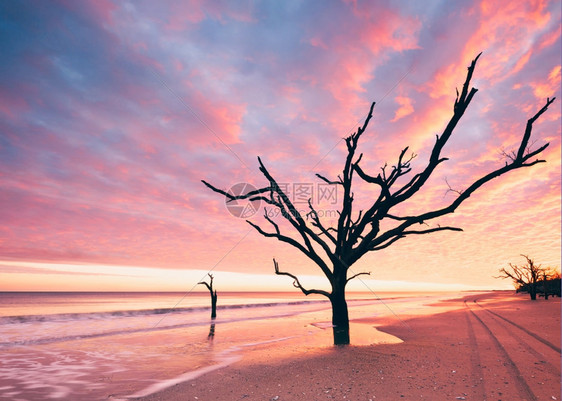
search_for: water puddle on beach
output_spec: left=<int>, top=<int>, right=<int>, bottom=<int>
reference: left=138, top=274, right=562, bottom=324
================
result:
left=0, top=292, right=460, bottom=400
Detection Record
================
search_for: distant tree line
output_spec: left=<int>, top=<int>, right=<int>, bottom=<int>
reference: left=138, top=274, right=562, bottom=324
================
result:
left=497, top=255, right=561, bottom=300
left=516, top=273, right=560, bottom=299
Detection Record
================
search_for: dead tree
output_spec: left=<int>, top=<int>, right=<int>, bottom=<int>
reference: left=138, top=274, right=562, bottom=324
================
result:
left=203, top=54, right=555, bottom=344
left=497, top=255, right=551, bottom=300
left=198, top=273, right=218, bottom=319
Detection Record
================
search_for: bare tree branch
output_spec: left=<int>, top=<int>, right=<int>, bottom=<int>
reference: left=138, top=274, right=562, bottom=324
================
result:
left=518, top=97, right=555, bottom=160
left=316, top=173, right=343, bottom=185
left=198, top=273, right=214, bottom=292
left=306, top=199, right=338, bottom=245
left=346, top=271, right=371, bottom=284
left=444, top=178, right=463, bottom=197
left=202, top=180, right=272, bottom=202
left=273, top=258, right=331, bottom=297
left=402, top=226, right=464, bottom=235
left=247, top=212, right=335, bottom=282
left=354, top=95, right=554, bottom=263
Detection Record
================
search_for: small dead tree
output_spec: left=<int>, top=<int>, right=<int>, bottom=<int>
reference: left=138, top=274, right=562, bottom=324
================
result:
left=203, top=54, right=555, bottom=344
left=198, top=273, right=218, bottom=319
left=497, top=255, right=551, bottom=300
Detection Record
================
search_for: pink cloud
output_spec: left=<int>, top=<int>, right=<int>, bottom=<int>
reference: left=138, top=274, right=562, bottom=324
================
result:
left=391, top=96, right=415, bottom=122
left=531, top=65, right=561, bottom=99
left=424, top=2, right=557, bottom=101
left=316, top=4, right=421, bottom=109
left=463, top=0, right=555, bottom=81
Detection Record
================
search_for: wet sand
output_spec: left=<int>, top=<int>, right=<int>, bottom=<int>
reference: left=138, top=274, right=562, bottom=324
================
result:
left=136, top=292, right=561, bottom=401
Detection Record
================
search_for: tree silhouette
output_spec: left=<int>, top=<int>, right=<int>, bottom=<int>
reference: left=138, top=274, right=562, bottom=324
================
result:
left=497, top=255, right=557, bottom=300
left=543, top=271, right=561, bottom=298
left=198, top=273, right=218, bottom=319
left=203, top=54, right=555, bottom=344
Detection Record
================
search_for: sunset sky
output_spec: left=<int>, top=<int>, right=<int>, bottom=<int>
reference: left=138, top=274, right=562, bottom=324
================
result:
left=1, top=0, right=560, bottom=293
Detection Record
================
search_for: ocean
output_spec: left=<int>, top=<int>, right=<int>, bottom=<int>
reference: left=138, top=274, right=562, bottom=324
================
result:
left=0, top=291, right=463, bottom=400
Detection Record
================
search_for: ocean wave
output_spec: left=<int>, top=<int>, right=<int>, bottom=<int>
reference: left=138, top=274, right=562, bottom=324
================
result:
left=0, top=301, right=333, bottom=348
left=0, top=298, right=330, bottom=325
left=0, top=320, right=201, bottom=347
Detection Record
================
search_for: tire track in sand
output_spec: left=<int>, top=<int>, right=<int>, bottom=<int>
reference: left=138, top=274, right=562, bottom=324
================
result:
left=464, top=300, right=536, bottom=400
left=474, top=300, right=561, bottom=353
left=464, top=309, right=487, bottom=399
left=472, top=299, right=561, bottom=399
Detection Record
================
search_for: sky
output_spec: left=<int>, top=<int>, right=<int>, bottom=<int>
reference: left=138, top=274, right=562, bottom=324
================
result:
left=1, top=0, right=560, bottom=293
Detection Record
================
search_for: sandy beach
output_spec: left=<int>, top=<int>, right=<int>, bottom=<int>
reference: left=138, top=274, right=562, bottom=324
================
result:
left=137, top=292, right=560, bottom=401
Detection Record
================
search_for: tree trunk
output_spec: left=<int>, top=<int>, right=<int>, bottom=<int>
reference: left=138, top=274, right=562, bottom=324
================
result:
left=529, top=285, right=537, bottom=300
left=330, top=288, right=350, bottom=345
left=543, top=274, right=549, bottom=300
left=211, top=291, right=217, bottom=319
